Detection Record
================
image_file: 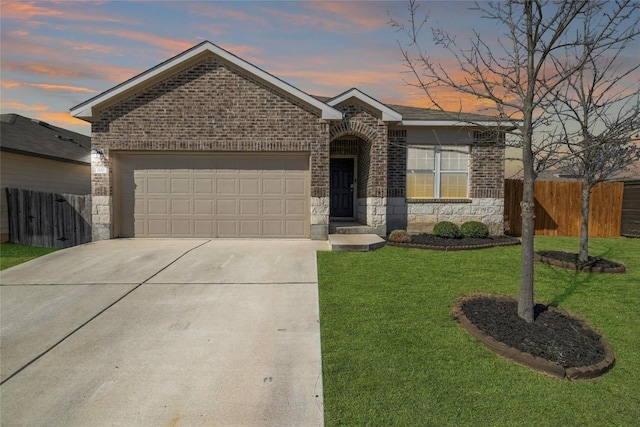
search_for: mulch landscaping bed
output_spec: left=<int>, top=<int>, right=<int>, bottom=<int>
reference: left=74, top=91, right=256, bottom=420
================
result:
left=452, top=294, right=615, bottom=380
left=535, top=250, right=626, bottom=273
left=387, top=234, right=521, bottom=251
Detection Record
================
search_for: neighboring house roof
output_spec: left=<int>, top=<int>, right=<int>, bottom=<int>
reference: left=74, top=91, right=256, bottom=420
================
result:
left=0, top=113, right=91, bottom=165
left=70, top=40, right=343, bottom=121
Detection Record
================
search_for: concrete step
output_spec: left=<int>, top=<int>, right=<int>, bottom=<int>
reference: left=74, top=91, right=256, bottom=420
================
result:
left=329, top=222, right=379, bottom=234
left=328, top=234, right=386, bottom=252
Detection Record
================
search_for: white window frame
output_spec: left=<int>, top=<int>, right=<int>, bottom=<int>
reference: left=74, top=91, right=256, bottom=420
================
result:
left=407, top=145, right=470, bottom=199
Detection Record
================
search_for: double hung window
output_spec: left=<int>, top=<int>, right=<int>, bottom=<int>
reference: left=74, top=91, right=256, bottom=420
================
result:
left=406, top=145, right=469, bottom=199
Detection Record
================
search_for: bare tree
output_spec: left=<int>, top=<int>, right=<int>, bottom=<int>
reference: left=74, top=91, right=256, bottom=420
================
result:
left=550, top=9, right=640, bottom=262
left=391, top=0, right=640, bottom=322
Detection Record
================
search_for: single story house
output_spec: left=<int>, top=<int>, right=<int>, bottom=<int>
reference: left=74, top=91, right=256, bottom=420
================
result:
left=71, top=41, right=505, bottom=241
left=0, top=114, right=91, bottom=242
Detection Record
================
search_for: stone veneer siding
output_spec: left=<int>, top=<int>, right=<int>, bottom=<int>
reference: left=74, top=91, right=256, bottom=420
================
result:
left=91, top=55, right=331, bottom=240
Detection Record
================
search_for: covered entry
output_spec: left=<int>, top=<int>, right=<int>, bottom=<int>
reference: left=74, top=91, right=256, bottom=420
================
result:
left=118, top=153, right=310, bottom=238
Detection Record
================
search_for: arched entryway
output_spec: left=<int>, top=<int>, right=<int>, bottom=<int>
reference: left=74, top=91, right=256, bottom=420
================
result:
left=329, top=128, right=386, bottom=235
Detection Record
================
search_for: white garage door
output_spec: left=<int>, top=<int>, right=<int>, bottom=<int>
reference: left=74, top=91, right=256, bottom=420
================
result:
left=119, top=154, right=309, bottom=238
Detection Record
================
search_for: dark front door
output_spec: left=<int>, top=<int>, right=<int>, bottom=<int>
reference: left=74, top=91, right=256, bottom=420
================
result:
left=330, top=158, right=355, bottom=218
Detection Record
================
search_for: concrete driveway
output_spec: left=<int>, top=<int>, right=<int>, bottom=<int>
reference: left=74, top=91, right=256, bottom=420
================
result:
left=0, top=238, right=329, bottom=426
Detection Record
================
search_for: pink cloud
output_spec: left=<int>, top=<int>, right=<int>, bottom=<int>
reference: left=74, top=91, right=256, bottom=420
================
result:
left=38, top=111, right=89, bottom=128
left=306, top=2, right=388, bottom=30
left=257, top=7, right=349, bottom=32
left=86, top=27, right=193, bottom=54
left=1, top=1, right=133, bottom=24
left=2, top=60, right=140, bottom=83
left=30, top=83, right=97, bottom=93
left=1, top=80, right=22, bottom=89
left=1, top=99, right=50, bottom=112
left=188, top=3, right=269, bottom=27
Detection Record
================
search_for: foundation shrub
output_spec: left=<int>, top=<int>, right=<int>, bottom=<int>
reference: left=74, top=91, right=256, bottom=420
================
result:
left=389, top=229, right=412, bottom=243
left=433, top=221, right=462, bottom=239
left=461, top=221, right=489, bottom=238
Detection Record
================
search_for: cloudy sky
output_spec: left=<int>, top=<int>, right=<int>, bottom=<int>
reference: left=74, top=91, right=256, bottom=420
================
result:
left=1, top=1, right=639, bottom=140
left=0, top=0, right=498, bottom=135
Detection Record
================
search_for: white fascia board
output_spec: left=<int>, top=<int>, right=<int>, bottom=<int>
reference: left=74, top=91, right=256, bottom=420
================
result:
left=327, top=88, right=402, bottom=122
left=400, top=120, right=509, bottom=127
left=71, top=41, right=343, bottom=121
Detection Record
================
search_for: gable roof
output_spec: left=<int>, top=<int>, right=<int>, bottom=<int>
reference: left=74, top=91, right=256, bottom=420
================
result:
left=327, top=88, right=402, bottom=122
left=70, top=40, right=343, bottom=121
left=1, top=114, right=91, bottom=165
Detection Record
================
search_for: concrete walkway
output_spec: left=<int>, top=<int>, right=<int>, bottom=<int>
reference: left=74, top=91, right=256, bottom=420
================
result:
left=0, top=239, right=329, bottom=426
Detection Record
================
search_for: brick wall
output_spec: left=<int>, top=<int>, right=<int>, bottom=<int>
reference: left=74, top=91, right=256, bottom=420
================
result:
left=329, top=102, right=387, bottom=198
left=92, top=55, right=330, bottom=200
left=387, top=129, right=407, bottom=198
left=470, top=143, right=505, bottom=198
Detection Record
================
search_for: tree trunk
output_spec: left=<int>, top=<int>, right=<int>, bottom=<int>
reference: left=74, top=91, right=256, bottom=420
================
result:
left=579, top=181, right=591, bottom=263
left=518, top=147, right=536, bottom=323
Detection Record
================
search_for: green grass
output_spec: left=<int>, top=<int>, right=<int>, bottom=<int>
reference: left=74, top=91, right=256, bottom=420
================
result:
left=317, top=236, right=640, bottom=426
left=0, top=243, right=59, bottom=270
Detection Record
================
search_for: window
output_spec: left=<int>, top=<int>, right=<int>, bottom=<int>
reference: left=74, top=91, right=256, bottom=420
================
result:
left=407, top=145, right=469, bottom=199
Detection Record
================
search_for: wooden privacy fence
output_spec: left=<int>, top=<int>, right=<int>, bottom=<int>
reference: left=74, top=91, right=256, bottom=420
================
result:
left=504, top=179, right=624, bottom=237
left=6, top=188, right=91, bottom=248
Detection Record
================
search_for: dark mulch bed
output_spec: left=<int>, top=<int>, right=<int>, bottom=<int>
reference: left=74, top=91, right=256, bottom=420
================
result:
left=387, top=233, right=520, bottom=251
left=453, top=295, right=615, bottom=379
left=535, top=250, right=626, bottom=273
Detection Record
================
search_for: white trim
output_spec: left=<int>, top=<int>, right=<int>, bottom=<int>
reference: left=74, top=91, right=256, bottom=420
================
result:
left=71, top=41, right=343, bottom=121
left=327, top=88, right=402, bottom=122
left=401, top=120, right=509, bottom=127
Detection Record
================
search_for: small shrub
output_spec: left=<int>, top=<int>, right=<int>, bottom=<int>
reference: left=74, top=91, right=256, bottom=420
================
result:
left=433, top=221, right=462, bottom=239
left=388, top=229, right=412, bottom=243
left=461, top=221, right=489, bottom=238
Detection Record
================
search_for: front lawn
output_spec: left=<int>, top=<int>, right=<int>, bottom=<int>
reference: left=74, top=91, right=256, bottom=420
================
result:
left=0, top=243, right=59, bottom=270
left=317, top=236, right=640, bottom=426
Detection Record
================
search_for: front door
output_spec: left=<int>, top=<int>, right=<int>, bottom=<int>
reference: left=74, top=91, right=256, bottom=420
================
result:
left=330, top=158, right=355, bottom=218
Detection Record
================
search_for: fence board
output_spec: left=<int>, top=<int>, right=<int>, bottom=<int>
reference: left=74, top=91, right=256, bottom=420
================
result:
left=504, top=179, right=623, bottom=237
left=6, top=188, right=92, bottom=248
left=621, top=180, right=640, bottom=237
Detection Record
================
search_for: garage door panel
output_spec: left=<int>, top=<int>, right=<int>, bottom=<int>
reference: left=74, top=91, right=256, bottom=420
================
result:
left=217, top=199, right=237, bottom=215
left=170, top=219, right=191, bottom=236
left=285, top=199, right=305, bottom=215
left=217, top=219, right=238, bottom=237
left=120, top=154, right=309, bottom=238
left=148, top=199, right=168, bottom=215
left=194, top=178, right=213, bottom=194
left=216, top=178, right=237, bottom=194
left=240, top=178, right=259, bottom=195
left=148, top=219, right=168, bottom=236
left=286, top=220, right=305, bottom=236
left=170, top=178, right=191, bottom=194
left=263, top=179, right=283, bottom=195
left=240, top=199, right=259, bottom=215
left=194, top=220, right=214, bottom=236
left=286, top=178, right=305, bottom=195
left=194, top=199, right=214, bottom=215
left=147, top=178, right=168, bottom=194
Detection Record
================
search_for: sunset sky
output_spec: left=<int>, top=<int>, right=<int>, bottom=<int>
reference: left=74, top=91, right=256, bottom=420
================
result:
left=0, top=0, right=506, bottom=135
left=1, top=0, right=639, bottom=143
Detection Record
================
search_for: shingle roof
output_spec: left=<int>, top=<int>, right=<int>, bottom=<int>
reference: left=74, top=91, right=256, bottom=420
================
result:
left=1, top=114, right=91, bottom=165
left=312, top=95, right=499, bottom=123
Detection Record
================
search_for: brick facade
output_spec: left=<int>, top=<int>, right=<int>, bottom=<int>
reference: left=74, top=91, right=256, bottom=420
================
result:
left=83, top=47, right=505, bottom=240
left=90, top=55, right=331, bottom=239
left=470, top=144, right=505, bottom=199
